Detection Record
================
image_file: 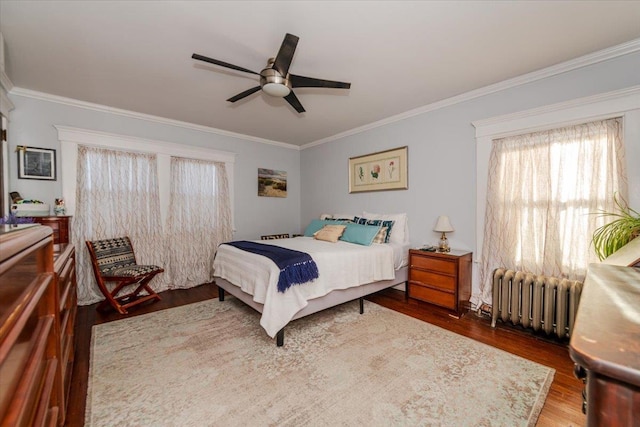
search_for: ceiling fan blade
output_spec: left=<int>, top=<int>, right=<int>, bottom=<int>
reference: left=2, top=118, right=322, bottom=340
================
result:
left=227, top=86, right=262, bottom=103
left=192, top=53, right=259, bottom=75
left=273, top=33, right=299, bottom=77
left=290, top=74, right=351, bottom=89
left=284, top=91, right=306, bottom=113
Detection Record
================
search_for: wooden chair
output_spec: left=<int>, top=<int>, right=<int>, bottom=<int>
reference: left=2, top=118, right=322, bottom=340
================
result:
left=86, top=236, right=163, bottom=314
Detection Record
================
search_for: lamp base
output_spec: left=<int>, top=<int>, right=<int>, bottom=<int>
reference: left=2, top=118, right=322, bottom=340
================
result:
left=438, top=232, right=450, bottom=253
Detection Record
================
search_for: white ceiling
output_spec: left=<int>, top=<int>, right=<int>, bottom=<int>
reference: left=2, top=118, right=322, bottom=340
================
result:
left=1, top=1, right=640, bottom=146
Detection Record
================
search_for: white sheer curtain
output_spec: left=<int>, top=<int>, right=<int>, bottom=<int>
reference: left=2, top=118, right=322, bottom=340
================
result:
left=73, top=146, right=167, bottom=305
left=164, top=157, right=232, bottom=289
left=479, top=118, right=627, bottom=307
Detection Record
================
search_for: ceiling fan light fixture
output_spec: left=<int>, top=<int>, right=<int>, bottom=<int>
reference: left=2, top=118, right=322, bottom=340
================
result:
left=262, top=83, right=291, bottom=97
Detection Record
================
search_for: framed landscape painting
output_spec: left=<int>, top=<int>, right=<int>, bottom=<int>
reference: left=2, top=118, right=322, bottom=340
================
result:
left=349, top=146, right=408, bottom=193
left=258, top=168, right=287, bottom=198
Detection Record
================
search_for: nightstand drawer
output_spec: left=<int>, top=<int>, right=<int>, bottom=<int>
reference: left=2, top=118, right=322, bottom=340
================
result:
left=409, top=284, right=455, bottom=309
left=409, top=269, right=456, bottom=291
left=410, top=255, right=456, bottom=275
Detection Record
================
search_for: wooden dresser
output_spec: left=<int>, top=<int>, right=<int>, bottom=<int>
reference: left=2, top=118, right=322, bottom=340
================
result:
left=569, top=263, right=640, bottom=426
left=408, top=249, right=472, bottom=317
left=0, top=225, right=77, bottom=426
left=54, top=243, right=77, bottom=423
left=30, top=216, right=72, bottom=250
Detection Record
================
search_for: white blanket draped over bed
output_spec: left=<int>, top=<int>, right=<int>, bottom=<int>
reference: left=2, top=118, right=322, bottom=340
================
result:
left=213, top=237, right=398, bottom=337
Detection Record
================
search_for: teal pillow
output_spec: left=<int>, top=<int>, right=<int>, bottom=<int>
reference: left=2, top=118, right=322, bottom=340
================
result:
left=353, top=216, right=395, bottom=243
left=303, top=219, right=346, bottom=237
left=339, top=223, right=381, bottom=246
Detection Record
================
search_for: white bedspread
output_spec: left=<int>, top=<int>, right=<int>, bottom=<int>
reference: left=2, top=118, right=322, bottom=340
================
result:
left=213, top=237, right=396, bottom=337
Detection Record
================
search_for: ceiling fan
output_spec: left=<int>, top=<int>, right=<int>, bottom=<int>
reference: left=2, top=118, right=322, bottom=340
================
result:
left=192, top=33, right=351, bottom=113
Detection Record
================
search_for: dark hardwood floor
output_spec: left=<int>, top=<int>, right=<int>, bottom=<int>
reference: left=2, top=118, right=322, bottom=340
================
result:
left=67, top=284, right=585, bottom=426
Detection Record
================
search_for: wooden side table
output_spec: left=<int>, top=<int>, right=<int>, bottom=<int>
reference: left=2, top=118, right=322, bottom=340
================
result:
left=408, top=249, right=472, bottom=317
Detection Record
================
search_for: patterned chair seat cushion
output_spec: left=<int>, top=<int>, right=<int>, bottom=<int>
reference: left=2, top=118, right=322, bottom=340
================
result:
left=104, top=264, right=163, bottom=278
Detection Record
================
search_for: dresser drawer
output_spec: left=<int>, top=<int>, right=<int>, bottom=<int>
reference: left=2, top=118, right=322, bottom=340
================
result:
left=410, top=255, right=456, bottom=275
left=409, top=269, right=456, bottom=291
left=408, top=283, right=456, bottom=310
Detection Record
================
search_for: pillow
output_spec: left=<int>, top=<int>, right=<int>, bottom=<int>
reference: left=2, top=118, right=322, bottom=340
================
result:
left=339, top=223, right=381, bottom=246
left=362, top=212, right=409, bottom=244
left=304, top=219, right=346, bottom=237
left=353, top=216, right=395, bottom=243
left=313, top=224, right=347, bottom=243
left=372, top=227, right=388, bottom=244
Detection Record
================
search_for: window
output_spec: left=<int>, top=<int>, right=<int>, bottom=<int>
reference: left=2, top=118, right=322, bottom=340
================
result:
left=73, top=146, right=166, bottom=304
left=57, top=126, right=236, bottom=304
left=479, top=118, right=627, bottom=300
left=164, top=157, right=232, bottom=288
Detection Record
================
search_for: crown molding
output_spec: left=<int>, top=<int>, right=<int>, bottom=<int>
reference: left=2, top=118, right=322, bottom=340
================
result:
left=301, top=38, right=640, bottom=150
left=55, top=125, right=237, bottom=163
left=10, top=87, right=300, bottom=150
left=472, top=85, right=640, bottom=139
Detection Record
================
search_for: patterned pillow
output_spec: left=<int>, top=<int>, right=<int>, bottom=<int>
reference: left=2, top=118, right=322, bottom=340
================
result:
left=372, top=227, right=388, bottom=244
left=353, top=216, right=395, bottom=243
left=313, top=225, right=347, bottom=243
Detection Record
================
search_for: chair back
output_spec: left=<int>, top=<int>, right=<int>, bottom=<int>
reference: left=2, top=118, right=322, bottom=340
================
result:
left=86, top=236, right=137, bottom=276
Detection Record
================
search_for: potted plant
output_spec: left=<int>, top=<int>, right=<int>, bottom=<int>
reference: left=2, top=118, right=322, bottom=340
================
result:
left=592, top=195, right=640, bottom=261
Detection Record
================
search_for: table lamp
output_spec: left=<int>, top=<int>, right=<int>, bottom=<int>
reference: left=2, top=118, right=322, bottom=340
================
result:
left=434, top=215, right=454, bottom=252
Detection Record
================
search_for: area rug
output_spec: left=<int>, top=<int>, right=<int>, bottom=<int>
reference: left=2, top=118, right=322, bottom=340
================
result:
left=86, top=299, right=554, bottom=426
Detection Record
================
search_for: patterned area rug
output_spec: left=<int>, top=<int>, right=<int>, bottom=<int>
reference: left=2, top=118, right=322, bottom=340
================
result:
left=86, top=299, right=554, bottom=426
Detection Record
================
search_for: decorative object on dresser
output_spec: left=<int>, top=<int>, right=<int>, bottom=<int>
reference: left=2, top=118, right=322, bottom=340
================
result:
left=0, top=224, right=77, bottom=426
left=86, top=236, right=164, bottom=314
left=408, top=249, right=472, bottom=317
left=54, top=198, right=66, bottom=216
left=433, top=215, right=454, bottom=253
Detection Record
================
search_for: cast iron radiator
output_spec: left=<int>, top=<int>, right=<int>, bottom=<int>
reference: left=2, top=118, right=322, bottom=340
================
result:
left=491, top=268, right=583, bottom=339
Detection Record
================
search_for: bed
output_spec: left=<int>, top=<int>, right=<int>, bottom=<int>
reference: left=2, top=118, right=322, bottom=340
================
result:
left=213, top=214, right=410, bottom=346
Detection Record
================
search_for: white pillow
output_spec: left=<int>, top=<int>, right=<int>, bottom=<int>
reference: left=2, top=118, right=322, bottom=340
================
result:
left=362, top=212, right=409, bottom=244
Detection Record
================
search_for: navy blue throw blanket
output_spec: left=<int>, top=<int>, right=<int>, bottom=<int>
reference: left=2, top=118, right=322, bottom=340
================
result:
left=224, top=241, right=319, bottom=293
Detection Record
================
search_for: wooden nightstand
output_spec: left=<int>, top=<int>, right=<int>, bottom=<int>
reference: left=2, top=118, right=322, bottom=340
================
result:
left=408, top=249, right=472, bottom=317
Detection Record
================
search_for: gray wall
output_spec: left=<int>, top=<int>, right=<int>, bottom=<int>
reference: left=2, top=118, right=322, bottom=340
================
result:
left=7, top=94, right=301, bottom=239
left=301, top=51, right=640, bottom=254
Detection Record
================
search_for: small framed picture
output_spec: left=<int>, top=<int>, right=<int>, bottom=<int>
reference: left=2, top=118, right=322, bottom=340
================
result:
left=17, top=146, right=57, bottom=180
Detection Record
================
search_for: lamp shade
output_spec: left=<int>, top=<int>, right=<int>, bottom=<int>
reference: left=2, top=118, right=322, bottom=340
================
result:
left=434, top=215, right=454, bottom=233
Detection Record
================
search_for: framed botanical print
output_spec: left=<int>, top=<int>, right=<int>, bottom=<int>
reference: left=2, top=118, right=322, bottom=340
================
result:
left=349, top=146, right=408, bottom=193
